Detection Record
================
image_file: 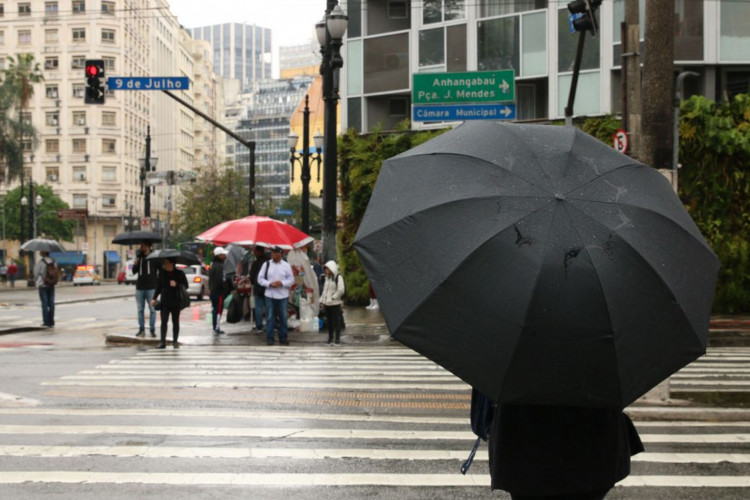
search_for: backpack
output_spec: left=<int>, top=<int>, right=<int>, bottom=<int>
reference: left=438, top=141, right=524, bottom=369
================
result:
left=461, top=388, right=495, bottom=475
left=335, top=274, right=346, bottom=300
left=44, top=260, right=59, bottom=287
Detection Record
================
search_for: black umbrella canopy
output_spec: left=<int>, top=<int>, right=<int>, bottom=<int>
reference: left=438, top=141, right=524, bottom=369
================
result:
left=20, top=238, right=65, bottom=253
left=354, top=122, right=720, bottom=409
left=146, top=249, right=201, bottom=266
left=112, top=231, right=162, bottom=245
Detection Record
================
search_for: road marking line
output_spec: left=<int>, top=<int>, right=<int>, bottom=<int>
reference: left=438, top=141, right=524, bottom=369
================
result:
left=0, top=393, right=40, bottom=406
left=0, top=408, right=468, bottom=425
left=41, top=380, right=471, bottom=390
left=78, top=369, right=451, bottom=376
left=60, top=375, right=459, bottom=382
left=670, top=380, right=750, bottom=386
left=0, top=472, right=747, bottom=487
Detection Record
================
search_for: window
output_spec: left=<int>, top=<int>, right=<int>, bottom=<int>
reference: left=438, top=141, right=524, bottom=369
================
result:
left=0, top=58, right=4, bottom=71
left=44, top=57, right=59, bottom=70
left=364, top=33, right=410, bottom=93
left=45, top=29, right=58, bottom=43
left=102, top=1, right=114, bottom=15
left=478, top=16, right=520, bottom=72
left=73, top=194, right=87, bottom=208
left=19, top=3, right=31, bottom=16
left=72, top=1, right=85, bottom=14
left=102, top=166, right=116, bottom=181
left=46, top=168, right=59, bottom=182
left=45, top=139, right=59, bottom=153
left=71, top=55, right=85, bottom=69
left=103, top=57, right=115, bottom=71
left=102, top=195, right=116, bottom=207
left=0, top=31, right=4, bottom=45
left=423, top=0, right=465, bottom=24
left=0, top=4, right=3, bottom=17
left=73, top=167, right=87, bottom=182
left=45, top=112, right=59, bottom=126
left=73, top=138, right=87, bottom=153
left=558, top=8, right=598, bottom=71
left=18, top=30, right=31, bottom=45
left=22, top=140, right=33, bottom=152
left=480, top=0, right=547, bottom=18
left=720, top=0, right=750, bottom=62
left=73, top=111, right=86, bottom=126
left=20, top=112, right=31, bottom=125
left=72, top=28, right=86, bottom=42
left=46, top=85, right=59, bottom=98
left=45, top=2, right=58, bottom=15
left=419, top=28, right=444, bottom=67
left=102, top=138, right=116, bottom=154
left=101, top=29, right=115, bottom=43
left=102, top=111, right=116, bottom=126
left=388, top=1, right=408, bottom=18
left=103, top=224, right=117, bottom=236
left=72, top=83, right=84, bottom=98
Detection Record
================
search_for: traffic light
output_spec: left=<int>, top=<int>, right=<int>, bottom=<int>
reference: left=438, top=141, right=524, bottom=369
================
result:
left=84, top=59, right=105, bottom=104
left=568, top=0, right=602, bottom=35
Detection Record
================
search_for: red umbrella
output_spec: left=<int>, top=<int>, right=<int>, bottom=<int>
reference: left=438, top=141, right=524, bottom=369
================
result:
left=196, top=216, right=314, bottom=250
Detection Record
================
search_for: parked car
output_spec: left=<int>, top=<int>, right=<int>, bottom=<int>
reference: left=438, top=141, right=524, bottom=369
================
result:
left=178, top=264, right=209, bottom=300
left=124, top=260, right=137, bottom=285
left=73, top=266, right=102, bottom=286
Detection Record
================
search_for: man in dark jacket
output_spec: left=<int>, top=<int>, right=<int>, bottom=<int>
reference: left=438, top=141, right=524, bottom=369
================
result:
left=133, top=242, right=159, bottom=337
left=489, top=404, right=644, bottom=499
left=249, top=245, right=268, bottom=332
left=209, top=246, right=228, bottom=334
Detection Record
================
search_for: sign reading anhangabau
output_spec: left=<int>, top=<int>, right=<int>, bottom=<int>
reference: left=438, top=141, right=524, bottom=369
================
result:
left=413, top=70, right=515, bottom=105
left=107, top=77, right=190, bottom=91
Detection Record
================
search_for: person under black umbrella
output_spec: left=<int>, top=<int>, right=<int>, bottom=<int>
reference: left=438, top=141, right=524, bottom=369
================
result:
left=151, top=257, right=188, bottom=349
left=133, top=242, right=159, bottom=338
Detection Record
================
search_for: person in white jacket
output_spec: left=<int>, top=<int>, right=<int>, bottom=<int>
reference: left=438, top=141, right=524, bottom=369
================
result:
left=320, top=260, right=345, bottom=346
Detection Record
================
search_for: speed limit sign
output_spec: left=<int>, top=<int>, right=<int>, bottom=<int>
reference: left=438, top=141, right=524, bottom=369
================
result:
left=613, top=129, right=629, bottom=154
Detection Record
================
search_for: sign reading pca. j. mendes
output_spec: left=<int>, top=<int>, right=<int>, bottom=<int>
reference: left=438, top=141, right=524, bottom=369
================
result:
left=413, top=70, right=515, bottom=105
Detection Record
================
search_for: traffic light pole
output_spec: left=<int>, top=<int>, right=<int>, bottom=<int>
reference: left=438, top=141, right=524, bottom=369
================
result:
left=144, top=127, right=152, bottom=217
left=564, top=30, right=587, bottom=127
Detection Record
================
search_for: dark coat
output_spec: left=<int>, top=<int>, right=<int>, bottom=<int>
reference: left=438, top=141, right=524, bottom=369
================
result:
left=249, top=254, right=269, bottom=297
left=208, top=257, right=225, bottom=294
left=152, top=268, right=188, bottom=311
left=489, top=404, right=644, bottom=496
left=133, top=253, right=159, bottom=290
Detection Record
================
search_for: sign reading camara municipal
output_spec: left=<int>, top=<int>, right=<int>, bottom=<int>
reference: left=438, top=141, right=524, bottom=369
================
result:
left=414, top=103, right=516, bottom=122
left=413, top=70, right=515, bottom=105
left=108, top=77, right=190, bottom=91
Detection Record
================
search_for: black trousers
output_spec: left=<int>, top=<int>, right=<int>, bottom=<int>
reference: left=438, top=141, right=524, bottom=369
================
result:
left=160, top=306, right=180, bottom=343
left=511, top=490, right=610, bottom=500
left=325, top=304, right=342, bottom=343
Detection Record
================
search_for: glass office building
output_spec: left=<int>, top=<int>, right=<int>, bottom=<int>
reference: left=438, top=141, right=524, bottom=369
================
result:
left=341, top=0, right=750, bottom=132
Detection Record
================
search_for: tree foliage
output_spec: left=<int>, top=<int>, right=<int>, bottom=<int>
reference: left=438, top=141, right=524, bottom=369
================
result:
left=172, top=166, right=250, bottom=242
left=1, top=184, right=75, bottom=241
left=338, top=120, right=447, bottom=305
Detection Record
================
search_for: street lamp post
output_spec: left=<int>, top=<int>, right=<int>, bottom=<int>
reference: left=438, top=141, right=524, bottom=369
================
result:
left=288, top=96, right=323, bottom=235
left=139, top=127, right=158, bottom=218
left=317, top=1, right=348, bottom=263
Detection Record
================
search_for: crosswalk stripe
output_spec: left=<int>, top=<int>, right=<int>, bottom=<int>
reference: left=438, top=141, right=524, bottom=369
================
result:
left=41, top=380, right=471, bottom=390
left=0, top=471, right=747, bottom=487
left=0, top=445, right=748, bottom=464
left=60, top=374, right=459, bottom=381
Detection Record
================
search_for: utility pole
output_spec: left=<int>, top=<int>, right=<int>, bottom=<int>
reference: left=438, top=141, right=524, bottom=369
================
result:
left=641, top=0, right=675, bottom=169
left=622, top=0, right=642, bottom=160
left=144, top=127, right=152, bottom=217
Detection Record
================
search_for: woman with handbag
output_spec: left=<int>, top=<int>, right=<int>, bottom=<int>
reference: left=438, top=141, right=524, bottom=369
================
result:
left=151, top=258, right=188, bottom=349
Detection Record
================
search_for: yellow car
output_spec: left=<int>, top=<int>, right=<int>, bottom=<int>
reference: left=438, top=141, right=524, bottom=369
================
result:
left=73, top=266, right=102, bottom=286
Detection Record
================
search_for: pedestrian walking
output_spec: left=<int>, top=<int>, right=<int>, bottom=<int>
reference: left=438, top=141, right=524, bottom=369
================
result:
left=249, top=245, right=268, bottom=332
left=0, top=262, right=7, bottom=287
left=209, top=246, right=228, bottom=334
left=33, top=251, right=58, bottom=328
left=7, top=261, right=17, bottom=288
left=133, top=242, right=159, bottom=337
left=320, top=261, right=345, bottom=346
left=151, top=257, right=188, bottom=349
left=488, top=404, right=644, bottom=499
left=257, top=246, right=294, bottom=346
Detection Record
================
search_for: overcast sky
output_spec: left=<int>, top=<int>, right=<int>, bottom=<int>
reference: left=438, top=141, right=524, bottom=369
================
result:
left=167, top=0, right=324, bottom=47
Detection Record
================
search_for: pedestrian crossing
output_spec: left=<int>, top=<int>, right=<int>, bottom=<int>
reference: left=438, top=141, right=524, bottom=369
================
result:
left=0, top=346, right=748, bottom=498
left=672, top=348, right=750, bottom=392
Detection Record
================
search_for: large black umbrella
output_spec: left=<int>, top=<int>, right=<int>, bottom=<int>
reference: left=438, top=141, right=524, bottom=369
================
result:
left=20, top=238, right=65, bottom=253
left=354, top=122, right=720, bottom=409
left=112, top=231, right=162, bottom=245
left=146, top=249, right=201, bottom=266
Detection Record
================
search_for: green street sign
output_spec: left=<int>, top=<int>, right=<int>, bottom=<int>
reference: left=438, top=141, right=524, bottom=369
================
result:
left=413, top=70, right=515, bottom=105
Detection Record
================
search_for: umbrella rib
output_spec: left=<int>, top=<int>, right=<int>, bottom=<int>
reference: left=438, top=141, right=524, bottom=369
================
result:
left=561, top=202, right=623, bottom=406
left=562, top=162, right=643, bottom=197
left=564, top=201, right=709, bottom=350
left=411, top=152, right=555, bottom=197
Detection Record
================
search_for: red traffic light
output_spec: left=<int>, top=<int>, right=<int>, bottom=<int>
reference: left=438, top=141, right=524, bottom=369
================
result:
left=86, top=64, right=100, bottom=77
